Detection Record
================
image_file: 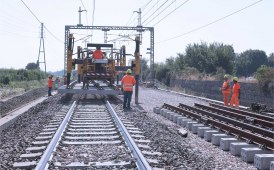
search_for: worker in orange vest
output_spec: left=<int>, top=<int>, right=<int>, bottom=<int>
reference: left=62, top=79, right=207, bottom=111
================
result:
left=121, top=69, right=136, bottom=110
left=93, top=47, right=103, bottom=59
left=221, top=75, right=231, bottom=106
left=48, top=75, right=53, bottom=96
left=93, top=46, right=103, bottom=73
left=230, top=77, right=241, bottom=108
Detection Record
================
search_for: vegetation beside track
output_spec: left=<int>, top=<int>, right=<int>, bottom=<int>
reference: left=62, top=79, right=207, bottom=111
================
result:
left=0, top=68, right=47, bottom=99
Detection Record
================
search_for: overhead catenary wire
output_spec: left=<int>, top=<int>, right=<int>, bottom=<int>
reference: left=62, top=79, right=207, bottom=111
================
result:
left=142, top=0, right=169, bottom=25
left=156, top=0, right=263, bottom=44
left=144, top=0, right=178, bottom=26
left=142, top=0, right=160, bottom=19
left=20, top=0, right=63, bottom=43
left=152, top=0, right=190, bottom=26
left=141, top=0, right=153, bottom=12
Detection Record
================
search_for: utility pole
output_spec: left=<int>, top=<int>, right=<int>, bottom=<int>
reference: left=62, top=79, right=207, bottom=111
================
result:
left=134, top=36, right=140, bottom=104
left=134, top=8, right=143, bottom=44
left=37, top=23, right=46, bottom=73
left=102, top=28, right=110, bottom=44
left=78, top=6, right=86, bottom=26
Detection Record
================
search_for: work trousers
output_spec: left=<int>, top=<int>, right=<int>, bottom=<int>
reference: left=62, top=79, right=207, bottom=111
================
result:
left=222, top=92, right=230, bottom=106
left=123, top=91, right=133, bottom=109
left=230, top=93, right=239, bottom=108
left=48, top=87, right=52, bottom=96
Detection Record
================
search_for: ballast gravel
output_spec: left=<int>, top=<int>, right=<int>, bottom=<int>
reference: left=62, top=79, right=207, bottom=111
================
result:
left=0, top=93, right=72, bottom=169
left=0, top=87, right=47, bottom=116
left=118, top=87, right=256, bottom=170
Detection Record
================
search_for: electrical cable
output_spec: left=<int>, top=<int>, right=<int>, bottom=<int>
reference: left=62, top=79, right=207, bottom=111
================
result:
left=20, top=0, right=41, bottom=23
left=156, top=0, right=263, bottom=44
left=90, top=0, right=96, bottom=42
left=142, top=0, right=159, bottom=19
left=152, top=0, right=190, bottom=26
left=20, top=0, right=63, bottom=43
left=141, top=0, right=153, bottom=12
left=144, top=0, right=178, bottom=26
left=142, top=0, right=169, bottom=25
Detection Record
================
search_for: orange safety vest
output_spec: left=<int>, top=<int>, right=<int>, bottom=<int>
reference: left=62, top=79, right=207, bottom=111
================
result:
left=121, top=75, right=136, bottom=91
left=222, top=80, right=231, bottom=94
left=93, top=50, right=103, bottom=59
left=48, top=79, right=53, bottom=88
left=232, top=83, right=240, bottom=94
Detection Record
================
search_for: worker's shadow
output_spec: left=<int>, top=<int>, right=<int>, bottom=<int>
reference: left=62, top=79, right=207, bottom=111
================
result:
left=134, top=103, right=147, bottom=113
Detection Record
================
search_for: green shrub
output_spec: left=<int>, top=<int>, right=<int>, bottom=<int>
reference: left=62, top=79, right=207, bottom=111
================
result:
left=255, top=65, right=274, bottom=95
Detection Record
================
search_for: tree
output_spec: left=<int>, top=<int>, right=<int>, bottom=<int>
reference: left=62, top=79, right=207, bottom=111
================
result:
left=255, top=65, right=274, bottom=94
left=235, top=50, right=268, bottom=76
left=184, top=42, right=235, bottom=74
left=268, top=53, right=274, bottom=67
left=140, top=58, right=149, bottom=81
left=26, top=62, right=39, bottom=70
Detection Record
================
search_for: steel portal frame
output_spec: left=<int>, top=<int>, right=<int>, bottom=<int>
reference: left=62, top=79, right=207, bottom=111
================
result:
left=64, top=25, right=154, bottom=82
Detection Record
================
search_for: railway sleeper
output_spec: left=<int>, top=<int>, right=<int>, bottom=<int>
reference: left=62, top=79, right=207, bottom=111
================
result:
left=155, top=106, right=274, bottom=170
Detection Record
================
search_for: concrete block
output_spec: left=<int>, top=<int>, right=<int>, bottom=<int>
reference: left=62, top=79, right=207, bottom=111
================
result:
left=180, top=118, right=193, bottom=127
left=219, top=138, right=238, bottom=151
left=191, top=124, right=205, bottom=134
left=153, top=107, right=161, bottom=114
left=176, top=117, right=187, bottom=125
left=254, top=154, right=274, bottom=170
left=270, top=161, right=274, bottom=170
left=166, top=112, right=173, bottom=119
left=211, top=134, right=232, bottom=146
left=160, top=109, right=168, bottom=116
left=241, top=148, right=271, bottom=163
left=169, top=113, right=176, bottom=120
left=204, top=130, right=221, bottom=142
left=173, top=114, right=181, bottom=123
left=197, top=127, right=211, bottom=138
left=186, top=121, right=198, bottom=130
left=230, top=143, right=257, bottom=156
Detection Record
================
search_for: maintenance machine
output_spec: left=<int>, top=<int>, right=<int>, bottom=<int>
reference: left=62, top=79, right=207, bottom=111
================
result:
left=58, top=34, right=140, bottom=97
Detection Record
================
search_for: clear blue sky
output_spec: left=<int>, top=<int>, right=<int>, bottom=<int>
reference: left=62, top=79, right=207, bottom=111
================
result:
left=0, top=0, right=273, bottom=72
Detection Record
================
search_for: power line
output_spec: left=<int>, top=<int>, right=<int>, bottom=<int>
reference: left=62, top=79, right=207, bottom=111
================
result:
left=20, top=0, right=41, bottom=23
left=44, top=26, right=63, bottom=43
left=142, top=0, right=159, bottom=19
left=156, top=0, right=263, bottom=44
left=141, top=0, right=153, bottom=12
left=144, top=0, right=178, bottom=26
left=152, top=0, right=190, bottom=26
left=20, top=0, right=63, bottom=43
left=142, top=0, right=169, bottom=25
left=90, top=0, right=96, bottom=42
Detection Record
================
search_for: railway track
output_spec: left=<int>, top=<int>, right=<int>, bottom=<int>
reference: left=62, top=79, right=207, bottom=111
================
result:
left=13, top=95, right=162, bottom=170
left=154, top=103, right=274, bottom=170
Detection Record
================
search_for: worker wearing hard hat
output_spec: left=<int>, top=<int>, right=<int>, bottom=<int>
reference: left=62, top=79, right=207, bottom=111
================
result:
left=221, top=75, right=231, bottom=106
left=230, top=77, right=241, bottom=108
left=121, top=69, right=136, bottom=110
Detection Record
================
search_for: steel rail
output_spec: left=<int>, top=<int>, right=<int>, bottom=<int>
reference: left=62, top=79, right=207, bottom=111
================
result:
left=35, top=101, right=76, bottom=170
left=178, top=103, right=274, bottom=138
left=209, top=103, right=274, bottom=122
left=194, top=103, right=273, bottom=129
left=163, top=103, right=274, bottom=150
left=105, top=100, right=152, bottom=170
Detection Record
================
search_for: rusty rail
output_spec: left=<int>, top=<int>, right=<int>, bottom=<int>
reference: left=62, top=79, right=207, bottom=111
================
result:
left=209, top=103, right=274, bottom=122
left=178, top=103, right=274, bottom=139
left=194, top=103, right=273, bottom=129
left=163, top=103, right=274, bottom=150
